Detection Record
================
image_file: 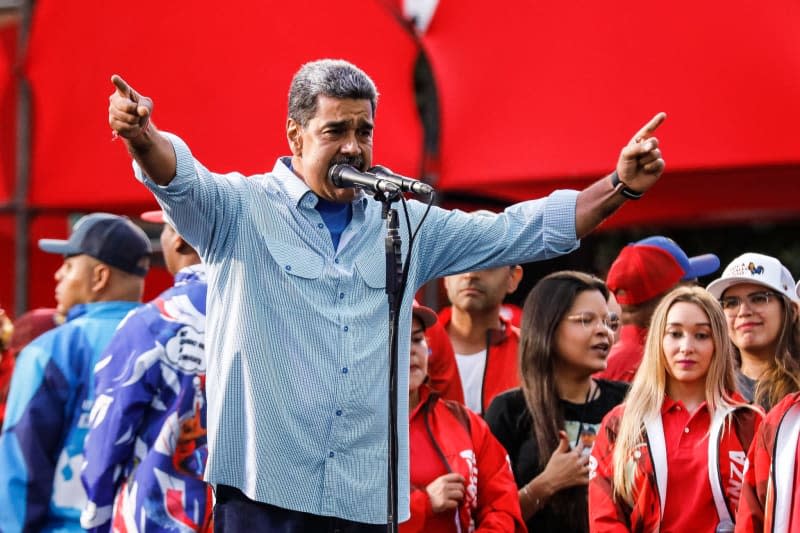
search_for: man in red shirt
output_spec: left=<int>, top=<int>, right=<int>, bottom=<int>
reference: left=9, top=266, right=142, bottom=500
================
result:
left=597, top=236, right=719, bottom=382
left=440, top=263, right=523, bottom=415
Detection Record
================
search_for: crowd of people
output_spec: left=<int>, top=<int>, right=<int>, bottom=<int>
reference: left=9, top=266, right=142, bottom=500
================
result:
left=0, top=58, right=797, bottom=533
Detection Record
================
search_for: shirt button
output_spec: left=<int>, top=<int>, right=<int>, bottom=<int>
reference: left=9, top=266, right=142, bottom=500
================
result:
left=342, top=367, right=348, bottom=374
left=285, top=265, right=291, bottom=271
left=317, top=222, right=324, bottom=229
left=339, top=293, right=345, bottom=299
left=336, top=410, right=343, bottom=416
left=684, top=427, right=690, bottom=434
left=334, top=258, right=340, bottom=264
left=329, top=451, right=335, bottom=458
left=343, top=325, right=349, bottom=332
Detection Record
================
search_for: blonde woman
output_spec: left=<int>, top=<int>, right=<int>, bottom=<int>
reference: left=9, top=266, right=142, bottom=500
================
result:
left=588, top=286, right=761, bottom=532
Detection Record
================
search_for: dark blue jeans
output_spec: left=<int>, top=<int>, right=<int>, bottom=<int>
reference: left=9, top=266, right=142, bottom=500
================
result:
left=213, top=485, right=388, bottom=532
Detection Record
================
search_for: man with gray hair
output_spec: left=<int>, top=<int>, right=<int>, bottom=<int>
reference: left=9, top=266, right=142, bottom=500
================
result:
left=107, top=59, right=666, bottom=530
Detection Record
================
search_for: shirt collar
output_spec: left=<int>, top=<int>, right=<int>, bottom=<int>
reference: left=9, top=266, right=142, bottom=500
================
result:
left=64, top=301, right=139, bottom=322
left=273, top=157, right=368, bottom=211
left=174, top=263, right=207, bottom=285
left=409, top=384, right=437, bottom=420
left=65, top=303, right=89, bottom=322
left=661, top=393, right=708, bottom=414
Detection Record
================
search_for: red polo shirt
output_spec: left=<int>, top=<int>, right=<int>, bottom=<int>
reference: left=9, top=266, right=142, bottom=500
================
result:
left=660, top=396, right=717, bottom=532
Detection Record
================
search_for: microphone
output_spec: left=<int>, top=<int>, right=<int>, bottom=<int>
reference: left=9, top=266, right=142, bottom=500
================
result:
left=329, top=165, right=401, bottom=195
left=369, top=165, right=435, bottom=196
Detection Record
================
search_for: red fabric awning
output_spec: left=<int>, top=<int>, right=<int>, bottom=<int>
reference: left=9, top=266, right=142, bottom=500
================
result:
left=18, top=0, right=422, bottom=310
left=421, top=0, right=800, bottom=226
left=0, top=19, right=17, bottom=205
left=23, top=0, right=423, bottom=210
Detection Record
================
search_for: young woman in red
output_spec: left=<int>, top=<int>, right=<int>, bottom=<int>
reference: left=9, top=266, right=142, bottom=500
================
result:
left=589, top=286, right=761, bottom=532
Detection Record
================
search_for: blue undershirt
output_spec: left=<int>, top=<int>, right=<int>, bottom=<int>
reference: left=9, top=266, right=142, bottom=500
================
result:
left=315, top=197, right=352, bottom=250
left=287, top=161, right=352, bottom=249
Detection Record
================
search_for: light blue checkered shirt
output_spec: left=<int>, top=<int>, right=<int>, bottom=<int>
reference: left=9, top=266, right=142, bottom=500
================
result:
left=135, top=133, right=579, bottom=524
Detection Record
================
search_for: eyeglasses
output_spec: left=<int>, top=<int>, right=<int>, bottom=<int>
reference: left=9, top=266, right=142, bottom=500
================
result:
left=719, top=291, right=778, bottom=312
left=565, top=312, right=619, bottom=332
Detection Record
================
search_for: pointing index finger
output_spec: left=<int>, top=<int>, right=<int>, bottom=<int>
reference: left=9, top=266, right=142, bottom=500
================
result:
left=111, top=74, right=133, bottom=98
left=633, top=112, right=667, bottom=141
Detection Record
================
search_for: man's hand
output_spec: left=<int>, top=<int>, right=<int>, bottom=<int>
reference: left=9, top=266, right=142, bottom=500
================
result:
left=615, top=112, right=666, bottom=193
left=108, top=75, right=153, bottom=141
left=426, top=472, right=466, bottom=513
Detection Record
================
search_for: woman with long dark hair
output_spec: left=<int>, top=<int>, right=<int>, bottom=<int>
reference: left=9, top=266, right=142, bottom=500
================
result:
left=485, top=271, right=627, bottom=532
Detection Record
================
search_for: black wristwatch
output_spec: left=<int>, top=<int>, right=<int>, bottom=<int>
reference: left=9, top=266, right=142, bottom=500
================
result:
left=610, top=172, right=644, bottom=200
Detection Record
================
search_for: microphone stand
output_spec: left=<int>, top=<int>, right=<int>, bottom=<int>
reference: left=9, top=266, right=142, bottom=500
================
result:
left=375, top=186, right=404, bottom=533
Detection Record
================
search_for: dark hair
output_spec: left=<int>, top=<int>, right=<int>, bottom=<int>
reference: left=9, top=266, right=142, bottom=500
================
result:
left=518, top=270, right=609, bottom=530
left=287, top=59, right=379, bottom=127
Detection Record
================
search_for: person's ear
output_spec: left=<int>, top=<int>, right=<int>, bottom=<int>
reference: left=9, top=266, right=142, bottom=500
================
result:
left=287, top=118, right=303, bottom=156
left=175, top=235, right=193, bottom=255
left=507, top=265, right=523, bottom=295
left=91, top=262, right=111, bottom=294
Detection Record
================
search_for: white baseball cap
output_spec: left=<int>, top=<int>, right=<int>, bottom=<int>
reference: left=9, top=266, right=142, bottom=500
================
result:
left=706, top=253, right=797, bottom=301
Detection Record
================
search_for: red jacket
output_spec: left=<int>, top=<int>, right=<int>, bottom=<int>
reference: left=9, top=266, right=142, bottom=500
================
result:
left=425, top=319, right=465, bottom=404
left=438, top=308, right=521, bottom=413
left=589, top=402, right=761, bottom=532
left=735, top=392, right=800, bottom=533
left=594, top=325, right=647, bottom=383
left=403, top=385, right=526, bottom=533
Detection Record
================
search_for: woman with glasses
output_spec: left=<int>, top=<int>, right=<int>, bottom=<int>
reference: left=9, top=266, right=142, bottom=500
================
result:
left=588, top=286, right=761, bottom=533
left=485, top=271, right=627, bottom=533
left=706, top=252, right=800, bottom=411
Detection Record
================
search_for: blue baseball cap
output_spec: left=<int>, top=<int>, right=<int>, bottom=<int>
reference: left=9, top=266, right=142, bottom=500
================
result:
left=635, top=236, right=720, bottom=281
left=39, top=213, right=152, bottom=277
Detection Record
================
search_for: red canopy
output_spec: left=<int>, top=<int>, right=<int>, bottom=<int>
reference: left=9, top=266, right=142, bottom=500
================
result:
left=12, top=0, right=422, bottom=310
left=23, top=0, right=423, bottom=210
left=0, top=19, right=16, bottom=205
left=421, top=0, right=800, bottom=226
left=7, top=0, right=800, bottom=311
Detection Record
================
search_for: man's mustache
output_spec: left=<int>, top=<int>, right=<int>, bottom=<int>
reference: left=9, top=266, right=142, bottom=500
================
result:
left=329, top=155, right=364, bottom=171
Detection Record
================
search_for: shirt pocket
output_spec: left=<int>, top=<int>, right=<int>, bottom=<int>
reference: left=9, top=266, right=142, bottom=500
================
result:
left=265, top=239, right=324, bottom=280
left=355, top=255, right=386, bottom=289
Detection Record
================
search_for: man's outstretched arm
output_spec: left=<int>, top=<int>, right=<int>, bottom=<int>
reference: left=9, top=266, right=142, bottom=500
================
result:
left=108, top=74, right=176, bottom=186
left=575, top=112, right=666, bottom=238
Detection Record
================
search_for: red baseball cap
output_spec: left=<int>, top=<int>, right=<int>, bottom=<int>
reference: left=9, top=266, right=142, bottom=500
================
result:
left=412, top=301, right=438, bottom=329
left=606, top=244, right=686, bottom=305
